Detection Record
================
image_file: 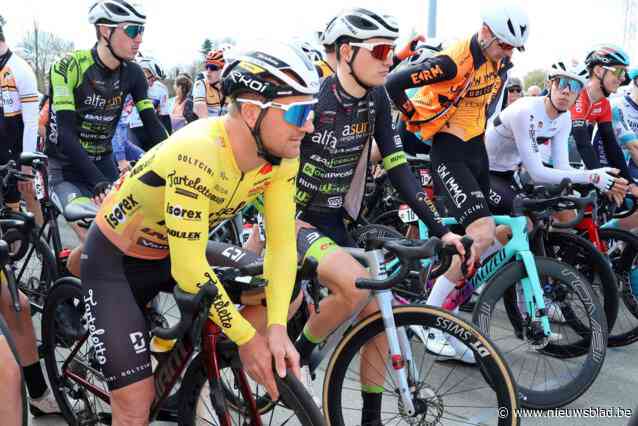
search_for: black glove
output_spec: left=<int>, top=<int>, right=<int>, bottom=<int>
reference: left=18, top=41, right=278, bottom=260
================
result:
left=93, top=181, right=111, bottom=198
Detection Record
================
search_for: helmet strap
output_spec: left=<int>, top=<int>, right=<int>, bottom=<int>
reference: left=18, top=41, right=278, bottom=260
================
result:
left=546, top=84, right=567, bottom=114
left=243, top=107, right=282, bottom=166
left=345, top=46, right=373, bottom=91
left=597, top=69, right=612, bottom=98
left=104, top=27, right=126, bottom=63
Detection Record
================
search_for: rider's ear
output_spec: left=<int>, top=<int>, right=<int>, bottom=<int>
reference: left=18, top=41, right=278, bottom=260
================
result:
left=240, top=102, right=261, bottom=127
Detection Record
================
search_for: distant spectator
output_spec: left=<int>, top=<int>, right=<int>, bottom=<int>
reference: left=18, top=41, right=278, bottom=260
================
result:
left=170, top=74, right=196, bottom=131
left=501, top=77, right=523, bottom=110
left=527, top=85, right=541, bottom=96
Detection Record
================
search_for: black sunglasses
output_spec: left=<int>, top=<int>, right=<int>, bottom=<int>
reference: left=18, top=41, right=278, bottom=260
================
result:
left=508, top=86, right=522, bottom=93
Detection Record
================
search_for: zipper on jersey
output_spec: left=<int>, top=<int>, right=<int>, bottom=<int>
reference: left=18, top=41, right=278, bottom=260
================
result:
left=224, top=171, right=245, bottom=209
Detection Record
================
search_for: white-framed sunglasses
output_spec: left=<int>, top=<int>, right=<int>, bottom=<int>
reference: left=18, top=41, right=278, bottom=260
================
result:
left=349, top=42, right=395, bottom=60
left=236, top=98, right=317, bottom=127
left=100, top=23, right=145, bottom=39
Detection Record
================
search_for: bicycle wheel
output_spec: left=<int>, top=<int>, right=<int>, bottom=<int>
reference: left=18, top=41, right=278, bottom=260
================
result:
left=598, top=228, right=638, bottom=347
left=473, top=257, right=607, bottom=409
left=0, top=308, right=28, bottom=426
left=179, top=352, right=325, bottom=426
left=42, top=277, right=111, bottom=425
left=542, top=231, right=619, bottom=337
left=7, top=228, right=57, bottom=317
left=209, top=217, right=241, bottom=245
left=324, top=305, right=519, bottom=426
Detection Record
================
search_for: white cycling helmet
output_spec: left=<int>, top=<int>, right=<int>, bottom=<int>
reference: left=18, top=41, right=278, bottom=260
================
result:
left=547, top=60, right=588, bottom=86
left=221, top=40, right=319, bottom=100
left=88, top=0, right=146, bottom=25
left=296, top=40, right=324, bottom=62
left=481, top=1, right=529, bottom=51
left=137, top=56, right=165, bottom=80
left=320, top=8, right=399, bottom=46
left=404, top=39, right=444, bottom=66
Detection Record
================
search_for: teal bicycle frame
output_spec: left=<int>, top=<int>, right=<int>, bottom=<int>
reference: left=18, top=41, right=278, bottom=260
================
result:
left=389, top=214, right=555, bottom=337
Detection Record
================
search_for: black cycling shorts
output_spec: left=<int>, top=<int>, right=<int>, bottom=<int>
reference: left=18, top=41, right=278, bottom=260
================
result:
left=80, top=224, right=299, bottom=390
left=430, top=132, right=492, bottom=227
left=487, top=170, right=520, bottom=215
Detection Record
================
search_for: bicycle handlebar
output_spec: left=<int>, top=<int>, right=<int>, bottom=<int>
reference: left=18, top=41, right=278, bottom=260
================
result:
left=355, top=236, right=473, bottom=291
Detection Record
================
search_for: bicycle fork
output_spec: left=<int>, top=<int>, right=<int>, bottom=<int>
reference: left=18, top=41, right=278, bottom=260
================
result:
left=518, top=250, right=553, bottom=339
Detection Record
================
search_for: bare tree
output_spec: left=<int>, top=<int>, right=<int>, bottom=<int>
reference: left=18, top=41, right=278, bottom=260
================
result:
left=19, top=22, right=75, bottom=91
left=0, top=15, right=6, bottom=27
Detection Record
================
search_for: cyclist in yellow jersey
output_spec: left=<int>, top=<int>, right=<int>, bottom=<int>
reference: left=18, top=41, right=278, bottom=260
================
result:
left=81, top=41, right=319, bottom=425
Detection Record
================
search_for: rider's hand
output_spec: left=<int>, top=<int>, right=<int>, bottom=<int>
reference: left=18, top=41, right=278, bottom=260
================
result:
left=117, top=160, right=131, bottom=174
left=268, top=324, right=301, bottom=381
left=589, top=167, right=621, bottom=193
left=92, top=181, right=111, bottom=207
left=395, top=34, right=426, bottom=61
left=17, top=165, right=34, bottom=195
left=441, top=231, right=476, bottom=271
left=238, top=332, right=279, bottom=400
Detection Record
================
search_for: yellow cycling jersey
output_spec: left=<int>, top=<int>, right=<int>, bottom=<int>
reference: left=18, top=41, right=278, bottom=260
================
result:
left=314, top=59, right=334, bottom=79
left=96, top=118, right=299, bottom=345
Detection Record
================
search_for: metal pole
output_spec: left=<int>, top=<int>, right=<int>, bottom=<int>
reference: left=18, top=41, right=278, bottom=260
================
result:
left=428, top=0, right=437, bottom=38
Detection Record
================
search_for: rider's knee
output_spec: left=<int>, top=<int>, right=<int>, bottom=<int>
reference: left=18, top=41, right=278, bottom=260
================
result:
left=0, top=345, right=21, bottom=387
left=466, top=216, right=496, bottom=249
left=111, top=384, right=154, bottom=422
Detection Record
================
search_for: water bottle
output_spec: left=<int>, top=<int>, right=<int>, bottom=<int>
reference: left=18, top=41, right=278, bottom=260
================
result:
left=442, top=281, right=475, bottom=311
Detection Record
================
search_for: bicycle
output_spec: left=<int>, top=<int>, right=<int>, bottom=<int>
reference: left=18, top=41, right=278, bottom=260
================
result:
left=389, top=185, right=607, bottom=409
left=295, top=236, right=520, bottom=425
left=42, top=261, right=325, bottom=425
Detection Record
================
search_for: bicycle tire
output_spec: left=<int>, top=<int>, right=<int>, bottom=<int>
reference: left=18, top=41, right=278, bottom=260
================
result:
left=323, top=305, right=519, bottom=426
left=473, top=257, right=607, bottom=409
left=598, top=228, right=638, bottom=347
left=9, top=229, right=57, bottom=317
left=0, top=306, right=28, bottom=426
left=41, top=277, right=90, bottom=425
left=179, top=352, right=325, bottom=426
left=542, top=231, right=619, bottom=337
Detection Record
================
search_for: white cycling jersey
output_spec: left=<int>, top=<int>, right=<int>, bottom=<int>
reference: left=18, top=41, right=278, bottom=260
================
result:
left=128, top=80, right=169, bottom=128
left=485, top=96, right=592, bottom=185
left=0, top=52, right=39, bottom=152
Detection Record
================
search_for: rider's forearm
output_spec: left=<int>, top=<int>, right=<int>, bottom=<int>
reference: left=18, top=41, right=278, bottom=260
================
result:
left=599, top=122, right=636, bottom=183
left=159, top=114, right=172, bottom=134
left=139, top=108, right=169, bottom=146
left=57, top=110, right=107, bottom=187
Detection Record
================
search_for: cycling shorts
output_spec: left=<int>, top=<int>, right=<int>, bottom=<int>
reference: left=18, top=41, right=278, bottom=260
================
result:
left=80, top=224, right=299, bottom=390
left=296, top=210, right=356, bottom=262
left=487, top=170, right=520, bottom=215
left=430, top=132, right=492, bottom=227
left=48, top=156, right=119, bottom=213
left=398, top=121, right=431, bottom=156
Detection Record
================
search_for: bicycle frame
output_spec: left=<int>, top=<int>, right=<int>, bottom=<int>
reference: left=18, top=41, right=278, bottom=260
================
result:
left=410, top=215, right=554, bottom=337
left=60, top=317, right=262, bottom=425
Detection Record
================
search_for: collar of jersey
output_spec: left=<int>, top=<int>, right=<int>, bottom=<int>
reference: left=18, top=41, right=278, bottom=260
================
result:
left=470, top=33, right=487, bottom=70
left=332, top=75, right=367, bottom=109
left=91, top=44, right=121, bottom=73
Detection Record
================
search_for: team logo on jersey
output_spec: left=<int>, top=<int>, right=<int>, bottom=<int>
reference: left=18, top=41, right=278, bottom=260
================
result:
left=166, top=203, right=202, bottom=221
left=103, top=195, right=139, bottom=229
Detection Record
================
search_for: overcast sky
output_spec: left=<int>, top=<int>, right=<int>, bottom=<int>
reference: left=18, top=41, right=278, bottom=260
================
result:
left=2, top=0, right=635, bottom=79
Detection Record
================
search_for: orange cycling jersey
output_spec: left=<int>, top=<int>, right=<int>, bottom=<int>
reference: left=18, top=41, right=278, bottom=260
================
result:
left=385, top=34, right=510, bottom=141
left=96, top=118, right=298, bottom=345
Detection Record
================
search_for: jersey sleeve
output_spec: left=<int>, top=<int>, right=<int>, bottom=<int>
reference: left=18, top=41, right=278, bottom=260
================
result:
left=509, top=107, right=590, bottom=185
left=384, top=54, right=458, bottom=118
left=165, top=151, right=255, bottom=345
left=612, top=105, right=638, bottom=148
left=193, top=78, right=206, bottom=104
left=261, top=158, right=298, bottom=328
left=50, top=54, right=80, bottom=112
left=15, top=59, right=40, bottom=152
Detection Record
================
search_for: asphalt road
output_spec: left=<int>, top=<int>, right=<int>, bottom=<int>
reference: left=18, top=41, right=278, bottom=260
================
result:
left=31, top=219, right=638, bottom=425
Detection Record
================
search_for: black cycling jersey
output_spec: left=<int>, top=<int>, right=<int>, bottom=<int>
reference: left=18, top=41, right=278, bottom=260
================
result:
left=296, top=75, right=448, bottom=237
left=45, top=46, right=167, bottom=187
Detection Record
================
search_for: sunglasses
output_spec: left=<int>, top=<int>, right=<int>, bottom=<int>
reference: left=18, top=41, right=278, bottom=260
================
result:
left=102, top=23, right=145, bottom=39
left=507, top=86, right=522, bottom=93
left=602, top=65, right=627, bottom=79
left=349, top=42, right=395, bottom=61
left=206, top=64, right=222, bottom=71
left=236, top=98, right=318, bottom=127
left=554, top=77, right=584, bottom=94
